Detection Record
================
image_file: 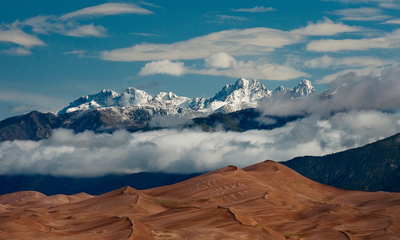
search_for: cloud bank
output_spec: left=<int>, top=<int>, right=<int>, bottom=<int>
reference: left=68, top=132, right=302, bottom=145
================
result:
left=261, top=64, right=400, bottom=115
left=1, top=109, right=398, bottom=177
left=2, top=64, right=400, bottom=177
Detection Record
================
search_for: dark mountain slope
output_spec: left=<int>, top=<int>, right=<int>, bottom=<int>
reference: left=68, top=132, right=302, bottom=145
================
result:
left=0, top=172, right=201, bottom=196
left=282, top=132, right=400, bottom=192
left=0, top=108, right=302, bottom=141
left=0, top=111, right=63, bottom=141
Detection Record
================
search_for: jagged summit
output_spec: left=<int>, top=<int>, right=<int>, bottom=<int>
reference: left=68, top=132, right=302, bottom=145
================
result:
left=272, top=79, right=315, bottom=98
left=58, top=78, right=315, bottom=116
left=293, top=79, right=315, bottom=97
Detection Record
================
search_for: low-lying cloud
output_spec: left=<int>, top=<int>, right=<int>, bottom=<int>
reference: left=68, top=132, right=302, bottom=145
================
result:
left=261, top=64, right=400, bottom=116
left=2, top=65, right=400, bottom=177
left=1, top=109, right=399, bottom=177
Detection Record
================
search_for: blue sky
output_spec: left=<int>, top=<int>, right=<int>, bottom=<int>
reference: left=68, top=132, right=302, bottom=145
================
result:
left=1, top=0, right=400, bottom=120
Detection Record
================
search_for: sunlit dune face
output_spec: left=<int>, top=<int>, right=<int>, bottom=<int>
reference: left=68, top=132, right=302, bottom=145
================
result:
left=1, top=161, right=399, bottom=239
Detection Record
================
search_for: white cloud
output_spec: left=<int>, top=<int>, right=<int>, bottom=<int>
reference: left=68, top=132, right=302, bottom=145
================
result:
left=60, top=3, right=153, bottom=20
left=383, top=19, right=400, bottom=24
left=101, top=27, right=301, bottom=61
left=204, top=52, right=236, bottom=69
left=316, top=66, right=383, bottom=83
left=100, top=18, right=366, bottom=62
left=192, top=61, right=309, bottom=81
left=10, top=105, right=35, bottom=113
left=290, top=17, right=362, bottom=36
left=64, top=23, right=107, bottom=37
left=232, top=6, right=276, bottom=13
left=139, top=59, right=188, bottom=76
left=20, top=16, right=108, bottom=38
left=63, top=50, right=87, bottom=58
left=326, top=0, right=400, bottom=9
left=139, top=53, right=309, bottom=81
left=306, top=29, right=400, bottom=52
left=304, top=55, right=394, bottom=69
left=1, top=109, right=398, bottom=177
left=0, top=2, right=153, bottom=53
left=260, top=65, right=400, bottom=118
left=1, top=47, right=31, bottom=56
left=332, top=8, right=390, bottom=21
left=0, top=28, right=45, bottom=47
left=198, top=53, right=309, bottom=80
left=131, top=32, right=160, bottom=37
left=260, top=64, right=400, bottom=115
left=217, top=15, right=248, bottom=21
left=3, top=66, right=400, bottom=177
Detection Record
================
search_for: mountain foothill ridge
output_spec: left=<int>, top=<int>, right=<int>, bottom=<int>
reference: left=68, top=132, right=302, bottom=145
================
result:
left=0, top=78, right=316, bottom=141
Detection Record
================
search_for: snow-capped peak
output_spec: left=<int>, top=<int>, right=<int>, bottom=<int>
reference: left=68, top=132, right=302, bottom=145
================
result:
left=58, top=78, right=315, bottom=116
left=119, top=87, right=152, bottom=107
left=214, top=78, right=269, bottom=101
left=293, top=79, right=315, bottom=98
left=154, top=92, right=178, bottom=101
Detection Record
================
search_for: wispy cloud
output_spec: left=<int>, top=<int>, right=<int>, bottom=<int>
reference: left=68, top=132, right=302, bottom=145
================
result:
left=131, top=32, right=160, bottom=37
left=59, top=3, right=153, bottom=20
left=304, top=55, right=394, bottom=69
left=326, top=0, right=400, bottom=9
left=217, top=15, right=248, bottom=21
left=10, top=105, right=35, bottom=113
left=232, top=6, right=276, bottom=13
left=290, top=17, right=362, bottom=36
left=19, top=15, right=108, bottom=38
left=0, top=28, right=45, bottom=47
left=0, top=3, right=154, bottom=54
left=101, top=19, right=362, bottom=61
left=203, top=12, right=248, bottom=23
left=63, top=50, right=87, bottom=58
left=332, top=8, right=390, bottom=21
left=139, top=52, right=309, bottom=81
left=383, top=19, right=400, bottom=24
left=0, top=90, right=65, bottom=114
left=316, top=66, right=384, bottom=83
left=1, top=47, right=32, bottom=56
left=307, top=29, right=400, bottom=52
left=101, top=27, right=300, bottom=61
left=63, top=23, right=107, bottom=37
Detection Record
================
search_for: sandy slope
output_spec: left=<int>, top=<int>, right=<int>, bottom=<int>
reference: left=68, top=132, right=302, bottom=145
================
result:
left=1, top=161, right=400, bottom=239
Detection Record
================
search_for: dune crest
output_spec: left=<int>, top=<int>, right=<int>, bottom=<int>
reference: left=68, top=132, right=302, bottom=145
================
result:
left=1, top=161, right=400, bottom=239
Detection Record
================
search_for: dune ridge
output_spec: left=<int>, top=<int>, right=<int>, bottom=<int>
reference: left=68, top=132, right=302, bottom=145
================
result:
left=0, top=160, right=400, bottom=239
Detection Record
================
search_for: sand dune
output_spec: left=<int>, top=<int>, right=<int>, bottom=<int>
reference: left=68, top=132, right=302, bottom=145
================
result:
left=1, top=160, right=400, bottom=239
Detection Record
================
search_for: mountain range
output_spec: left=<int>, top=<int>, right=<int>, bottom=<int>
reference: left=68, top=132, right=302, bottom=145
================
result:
left=0, top=78, right=314, bottom=141
left=58, top=78, right=315, bottom=116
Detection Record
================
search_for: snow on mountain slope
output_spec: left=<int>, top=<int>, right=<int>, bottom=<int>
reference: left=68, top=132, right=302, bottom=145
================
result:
left=58, top=78, right=316, bottom=118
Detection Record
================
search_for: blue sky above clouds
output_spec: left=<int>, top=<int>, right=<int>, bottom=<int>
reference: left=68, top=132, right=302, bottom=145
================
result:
left=1, top=0, right=400, bottom=120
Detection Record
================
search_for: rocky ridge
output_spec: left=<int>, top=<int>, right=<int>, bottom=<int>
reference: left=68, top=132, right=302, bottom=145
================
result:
left=58, top=78, right=316, bottom=117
